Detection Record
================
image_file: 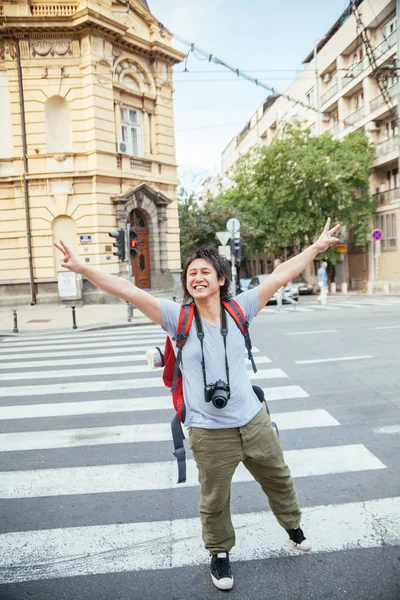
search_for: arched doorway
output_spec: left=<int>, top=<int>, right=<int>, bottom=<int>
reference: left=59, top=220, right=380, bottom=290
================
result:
left=131, top=209, right=151, bottom=289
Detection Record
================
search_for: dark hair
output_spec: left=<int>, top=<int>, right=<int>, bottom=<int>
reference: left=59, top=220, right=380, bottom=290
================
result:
left=182, top=245, right=232, bottom=304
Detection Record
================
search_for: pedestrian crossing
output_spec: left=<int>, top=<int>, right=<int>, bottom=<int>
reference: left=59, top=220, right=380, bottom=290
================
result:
left=260, top=297, right=400, bottom=314
left=0, top=321, right=398, bottom=588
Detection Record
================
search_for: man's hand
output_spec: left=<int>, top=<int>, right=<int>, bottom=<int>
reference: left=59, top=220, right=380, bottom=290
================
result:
left=54, top=240, right=85, bottom=274
left=313, top=218, right=341, bottom=253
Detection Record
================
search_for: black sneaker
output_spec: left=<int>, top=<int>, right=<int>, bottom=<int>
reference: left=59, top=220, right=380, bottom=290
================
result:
left=210, top=552, right=234, bottom=590
left=287, top=526, right=312, bottom=551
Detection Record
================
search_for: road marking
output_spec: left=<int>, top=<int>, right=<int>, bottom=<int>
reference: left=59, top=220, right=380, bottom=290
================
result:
left=0, top=353, right=148, bottom=370
left=1, top=497, right=398, bottom=584
left=312, top=305, right=341, bottom=311
left=0, top=325, right=162, bottom=343
left=0, top=354, right=271, bottom=378
left=296, top=355, right=373, bottom=365
left=0, top=331, right=167, bottom=350
left=371, top=325, right=400, bottom=330
left=0, top=384, right=306, bottom=420
left=0, top=410, right=339, bottom=452
left=0, top=338, right=167, bottom=355
left=372, top=425, right=400, bottom=434
left=0, top=444, right=385, bottom=498
left=285, top=330, right=338, bottom=336
left=0, top=368, right=286, bottom=397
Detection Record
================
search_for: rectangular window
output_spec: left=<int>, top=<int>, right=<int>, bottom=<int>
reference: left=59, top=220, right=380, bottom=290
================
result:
left=387, top=168, right=399, bottom=189
left=120, top=106, right=142, bottom=156
left=384, top=17, right=397, bottom=38
left=374, top=212, right=397, bottom=250
left=306, top=88, right=315, bottom=107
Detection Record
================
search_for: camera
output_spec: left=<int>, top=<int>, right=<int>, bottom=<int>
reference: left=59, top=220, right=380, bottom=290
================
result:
left=204, top=379, right=230, bottom=409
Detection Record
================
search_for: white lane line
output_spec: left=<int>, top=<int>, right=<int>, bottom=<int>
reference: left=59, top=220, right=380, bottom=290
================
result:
left=371, top=324, right=400, bottom=330
left=1, top=497, right=398, bottom=584
left=312, top=305, right=341, bottom=311
left=0, top=368, right=285, bottom=397
left=285, top=330, right=338, bottom=336
left=0, top=384, right=306, bottom=420
left=1, top=345, right=260, bottom=364
left=2, top=352, right=270, bottom=371
left=296, top=355, right=373, bottom=365
left=0, top=331, right=167, bottom=350
left=372, top=425, right=400, bottom=434
left=0, top=410, right=339, bottom=452
left=0, top=325, right=162, bottom=343
left=0, top=338, right=167, bottom=355
left=0, top=444, right=385, bottom=498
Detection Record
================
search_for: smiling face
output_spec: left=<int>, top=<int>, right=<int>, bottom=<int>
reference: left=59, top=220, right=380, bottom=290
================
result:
left=186, top=258, right=225, bottom=302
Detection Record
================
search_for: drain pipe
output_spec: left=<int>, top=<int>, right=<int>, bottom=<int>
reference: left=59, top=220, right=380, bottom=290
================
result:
left=16, top=39, right=36, bottom=305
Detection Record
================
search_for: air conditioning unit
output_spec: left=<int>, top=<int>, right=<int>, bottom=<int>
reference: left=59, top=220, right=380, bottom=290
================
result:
left=116, top=141, right=129, bottom=154
left=323, top=73, right=331, bottom=84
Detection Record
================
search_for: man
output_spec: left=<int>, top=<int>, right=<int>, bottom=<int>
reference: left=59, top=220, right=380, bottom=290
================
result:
left=54, top=217, right=340, bottom=591
left=274, top=258, right=297, bottom=311
left=317, top=261, right=329, bottom=306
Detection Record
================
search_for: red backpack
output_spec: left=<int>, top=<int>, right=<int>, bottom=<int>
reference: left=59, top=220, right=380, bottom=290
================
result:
left=162, top=300, right=258, bottom=483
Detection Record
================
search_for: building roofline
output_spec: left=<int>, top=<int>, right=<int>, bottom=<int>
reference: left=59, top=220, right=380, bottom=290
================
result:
left=303, top=0, right=363, bottom=64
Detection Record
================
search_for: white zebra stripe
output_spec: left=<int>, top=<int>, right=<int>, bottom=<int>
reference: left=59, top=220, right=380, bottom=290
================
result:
left=0, top=338, right=167, bottom=355
left=0, top=410, right=339, bottom=452
left=0, top=385, right=308, bottom=421
left=0, top=444, right=385, bottom=498
left=0, top=331, right=167, bottom=350
left=1, top=497, right=398, bottom=583
left=0, top=325, right=162, bottom=343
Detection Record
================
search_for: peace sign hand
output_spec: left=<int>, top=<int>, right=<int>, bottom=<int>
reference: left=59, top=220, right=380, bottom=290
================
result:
left=54, top=240, right=84, bottom=273
left=314, top=218, right=341, bottom=253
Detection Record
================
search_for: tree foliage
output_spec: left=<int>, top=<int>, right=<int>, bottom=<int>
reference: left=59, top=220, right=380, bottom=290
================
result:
left=217, top=123, right=376, bottom=263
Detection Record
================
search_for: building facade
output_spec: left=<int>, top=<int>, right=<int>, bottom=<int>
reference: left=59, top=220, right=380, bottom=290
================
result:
left=210, top=0, right=400, bottom=292
left=0, top=0, right=185, bottom=304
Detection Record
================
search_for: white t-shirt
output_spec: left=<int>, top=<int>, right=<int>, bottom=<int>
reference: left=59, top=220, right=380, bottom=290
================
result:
left=160, top=288, right=262, bottom=428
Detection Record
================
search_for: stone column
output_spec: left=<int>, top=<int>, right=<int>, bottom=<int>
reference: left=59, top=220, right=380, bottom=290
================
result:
left=142, top=109, right=150, bottom=156
left=158, top=205, right=168, bottom=273
left=149, top=111, right=156, bottom=155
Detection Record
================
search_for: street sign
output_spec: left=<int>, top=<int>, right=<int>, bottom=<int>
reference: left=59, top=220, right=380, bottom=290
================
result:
left=226, top=217, right=240, bottom=233
left=371, top=229, right=383, bottom=241
left=218, top=245, right=231, bottom=260
left=375, top=239, right=381, bottom=258
left=79, top=235, right=92, bottom=243
left=335, top=244, right=347, bottom=253
left=216, top=231, right=231, bottom=246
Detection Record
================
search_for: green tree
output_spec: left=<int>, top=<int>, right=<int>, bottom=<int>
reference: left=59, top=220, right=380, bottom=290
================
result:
left=219, top=123, right=376, bottom=264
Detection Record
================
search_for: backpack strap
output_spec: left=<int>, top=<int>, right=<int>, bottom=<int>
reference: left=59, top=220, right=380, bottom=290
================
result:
left=222, top=299, right=257, bottom=373
left=171, top=413, right=186, bottom=483
left=171, top=304, right=195, bottom=393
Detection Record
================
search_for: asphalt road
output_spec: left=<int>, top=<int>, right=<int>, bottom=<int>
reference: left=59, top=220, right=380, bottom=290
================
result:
left=0, top=294, right=399, bottom=600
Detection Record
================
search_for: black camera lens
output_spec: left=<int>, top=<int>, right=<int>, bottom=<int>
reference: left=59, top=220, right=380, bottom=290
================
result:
left=211, top=380, right=230, bottom=409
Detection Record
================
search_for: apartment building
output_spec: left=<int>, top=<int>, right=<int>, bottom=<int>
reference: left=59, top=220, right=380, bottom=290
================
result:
left=0, top=0, right=184, bottom=304
left=214, top=0, right=399, bottom=291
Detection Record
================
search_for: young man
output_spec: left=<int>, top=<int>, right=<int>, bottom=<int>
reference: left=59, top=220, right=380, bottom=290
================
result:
left=317, top=261, right=329, bottom=306
left=54, top=217, right=340, bottom=591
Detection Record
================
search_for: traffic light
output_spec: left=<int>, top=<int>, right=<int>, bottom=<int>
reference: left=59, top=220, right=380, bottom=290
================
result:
left=129, top=227, right=139, bottom=258
left=234, top=238, right=242, bottom=261
left=109, top=229, right=125, bottom=261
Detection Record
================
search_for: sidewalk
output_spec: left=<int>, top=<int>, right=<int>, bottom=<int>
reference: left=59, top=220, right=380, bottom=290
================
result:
left=0, top=302, right=154, bottom=336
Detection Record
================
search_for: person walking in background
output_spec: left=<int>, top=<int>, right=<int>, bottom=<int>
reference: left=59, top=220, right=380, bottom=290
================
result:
left=274, top=259, right=297, bottom=311
left=317, top=261, right=329, bottom=306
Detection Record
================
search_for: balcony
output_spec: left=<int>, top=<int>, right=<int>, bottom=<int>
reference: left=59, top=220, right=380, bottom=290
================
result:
left=321, top=82, right=338, bottom=105
left=374, top=30, right=397, bottom=58
left=375, top=136, right=399, bottom=158
left=373, top=187, right=400, bottom=206
left=370, top=82, right=398, bottom=112
left=342, top=60, right=364, bottom=88
left=345, top=105, right=365, bottom=127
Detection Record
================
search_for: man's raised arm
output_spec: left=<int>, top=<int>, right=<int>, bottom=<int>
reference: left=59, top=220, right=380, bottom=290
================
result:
left=54, top=240, right=163, bottom=326
left=257, top=218, right=340, bottom=311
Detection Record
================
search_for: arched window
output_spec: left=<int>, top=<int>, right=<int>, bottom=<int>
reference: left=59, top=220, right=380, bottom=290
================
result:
left=45, top=96, right=72, bottom=153
left=122, top=75, right=140, bottom=91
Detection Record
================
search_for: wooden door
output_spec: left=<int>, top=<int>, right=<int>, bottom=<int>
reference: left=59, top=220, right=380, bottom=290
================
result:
left=131, top=210, right=151, bottom=289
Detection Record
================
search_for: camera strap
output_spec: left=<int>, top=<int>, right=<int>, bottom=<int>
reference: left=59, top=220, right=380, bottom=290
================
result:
left=193, top=305, right=230, bottom=389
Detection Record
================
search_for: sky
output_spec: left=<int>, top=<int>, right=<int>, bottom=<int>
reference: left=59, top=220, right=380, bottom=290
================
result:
left=147, top=0, right=351, bottom=179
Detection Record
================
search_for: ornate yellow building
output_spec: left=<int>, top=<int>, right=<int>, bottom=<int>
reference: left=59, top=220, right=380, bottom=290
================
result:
left=0, top=0, right=185, bottom=304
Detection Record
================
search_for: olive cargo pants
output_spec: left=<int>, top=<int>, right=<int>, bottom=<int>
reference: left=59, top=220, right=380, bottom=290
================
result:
left=188, top=407, right=301, bottom=554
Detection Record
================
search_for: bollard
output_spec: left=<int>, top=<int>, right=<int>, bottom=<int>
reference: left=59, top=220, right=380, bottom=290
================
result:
left=341, top=282, right=348, bottom=294
left=127, top=302, right=133, bottom=322
left=172, top=296, right=176, bottom=302
left=13, top=310, right=19, bottom=334
left=71, top=305, right=77, bottom=329
left=330, top=282, right=336, bottom=294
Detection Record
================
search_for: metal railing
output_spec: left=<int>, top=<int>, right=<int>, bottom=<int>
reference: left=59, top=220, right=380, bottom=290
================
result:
left=345, top=105, right=365, bottom=126
left=342, top=60, right=364, bottom=87
left=373, top=187, right=400, bottom=206
left=374, top=30, right=397, bottom=58
left=370, top=82, right=398, bottom=112
left=374, top=136, right=399, bottom=158
left=321, top=82, right=338, bottom=105
left=129, top=158, right=152, bottom=172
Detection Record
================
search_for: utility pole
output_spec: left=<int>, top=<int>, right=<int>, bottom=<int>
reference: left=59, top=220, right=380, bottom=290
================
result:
left=314, top=43, right=321, bottom=135
left=397, top=0, right=400, bottom=189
